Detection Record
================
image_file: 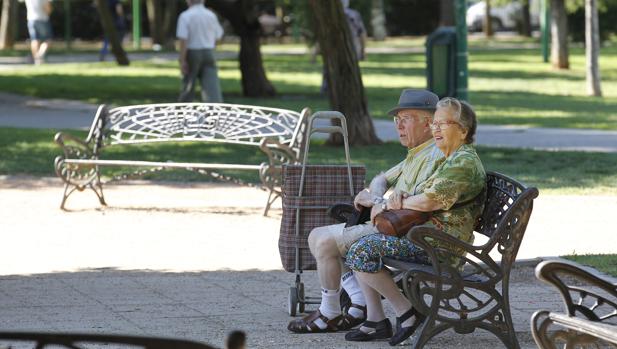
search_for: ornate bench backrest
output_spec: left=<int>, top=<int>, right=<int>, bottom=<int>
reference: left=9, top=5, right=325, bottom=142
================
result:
left=475, top=171, right=539, bottom=270
left=86, top=103, right=309, bottom=158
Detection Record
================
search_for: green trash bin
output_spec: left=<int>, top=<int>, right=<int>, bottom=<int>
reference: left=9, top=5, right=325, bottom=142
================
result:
left=426, top=27, right=457, bottom=98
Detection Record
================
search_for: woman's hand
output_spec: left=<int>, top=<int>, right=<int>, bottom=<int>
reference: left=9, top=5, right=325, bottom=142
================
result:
left=387, top=189, right=409, bottom=210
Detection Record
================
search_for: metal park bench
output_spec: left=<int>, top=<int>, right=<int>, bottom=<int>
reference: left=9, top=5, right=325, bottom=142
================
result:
left=53, top=103, right=310, bottom=215
left=330, top=171, right=539, bottom=348
left=531, top=260, right=617, bottom=348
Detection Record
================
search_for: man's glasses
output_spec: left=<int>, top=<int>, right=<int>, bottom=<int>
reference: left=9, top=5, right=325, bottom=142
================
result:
left=429, top=120, right=462, bottom=130
left=393, top=115, right=421, bottom=124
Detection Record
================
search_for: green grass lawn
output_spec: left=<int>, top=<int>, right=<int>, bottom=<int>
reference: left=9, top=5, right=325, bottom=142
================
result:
left=0, top=37, right=615, bottom=130
left=563, top=254, right=617, bottom=278
left=2, top=127, right=616, bottom=196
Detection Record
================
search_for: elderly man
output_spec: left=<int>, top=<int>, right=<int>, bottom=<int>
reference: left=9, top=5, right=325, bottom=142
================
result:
left=288, top=89, right=444, bottom=333
left=177, top=0, right=224, bottom=103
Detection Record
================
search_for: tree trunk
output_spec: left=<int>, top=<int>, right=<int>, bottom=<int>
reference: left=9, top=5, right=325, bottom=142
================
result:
left=95, top=0, right=129, bottom=65
left=0, top=0, right=16, bottom=49
left=439, top=0, right=455, bottom=26
left=370, top=0, right=387, bottom=41
left=550, top=0, right=569, bottom=69
left=521, top=0, right=532, bottom=37
left=585, top=0, right=602, bottom=96
left=145, top=0, right=164, bottom=46
left=239, top=33, right=275, bottom=96
left=161, top=0, right=178, bottom=50
left=483, top=0, right=494, bottom=37
left=208, top=0, right=276, bottom=97
left=308, top=0, right=380, bottom=146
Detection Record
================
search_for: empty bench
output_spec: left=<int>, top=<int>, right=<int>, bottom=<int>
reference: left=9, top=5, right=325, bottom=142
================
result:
left=54, top=103, right=310, bottom=215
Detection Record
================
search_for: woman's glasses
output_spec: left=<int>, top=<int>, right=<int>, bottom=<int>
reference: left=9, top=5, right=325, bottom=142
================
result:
left=429, top=120, right=462, bottom=130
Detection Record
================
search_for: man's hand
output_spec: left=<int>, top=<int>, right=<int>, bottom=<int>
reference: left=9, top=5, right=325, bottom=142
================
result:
left=178, top=39, right=189, bottom=76
left=180, top=60, right=189, bottom=76
left=386, top=189, right=409, bottom=210
left=353, top=189, right=374, bottom=211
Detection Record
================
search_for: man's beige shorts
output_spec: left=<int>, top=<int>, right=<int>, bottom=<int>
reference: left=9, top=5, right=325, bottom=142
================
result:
left=326, top=223, right=379, bottom=257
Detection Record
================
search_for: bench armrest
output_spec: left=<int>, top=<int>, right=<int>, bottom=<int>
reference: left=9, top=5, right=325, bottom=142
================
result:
left=54, top=132, right=100, bottom=187
left=54, top=132, right=93, bottom=158
left=535, top=260, right=617, bottom=321
left=408, top=226, right=502, bottom=282
left=258, top=138, right=298, bottom=191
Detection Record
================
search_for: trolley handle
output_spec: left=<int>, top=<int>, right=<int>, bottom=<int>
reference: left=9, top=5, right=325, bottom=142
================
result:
left=297, top=111, right=354, bottom=198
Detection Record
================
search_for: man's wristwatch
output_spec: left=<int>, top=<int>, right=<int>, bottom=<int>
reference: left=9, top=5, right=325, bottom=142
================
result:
left=381, top=202, right=388, bottom=211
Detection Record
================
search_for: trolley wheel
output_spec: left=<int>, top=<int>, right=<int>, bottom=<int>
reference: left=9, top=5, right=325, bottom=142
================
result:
left=340, top=289, right=351, bottom=314
left=288, top=286, right=298, bottom=316
left=298, top=283, right=305, bottom=313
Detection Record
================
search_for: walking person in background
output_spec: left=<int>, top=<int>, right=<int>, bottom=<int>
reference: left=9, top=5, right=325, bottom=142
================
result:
left=342, top=0, right=367, bottom=61
left=99, top=0, right=126, bottom=61
left=25, top=0, right=53, bottom=65
left=176, top=0, right=224, bottom=103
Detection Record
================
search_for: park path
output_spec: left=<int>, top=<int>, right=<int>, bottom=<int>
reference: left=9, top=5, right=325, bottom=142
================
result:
left=1, top=176, right=616, bottom=348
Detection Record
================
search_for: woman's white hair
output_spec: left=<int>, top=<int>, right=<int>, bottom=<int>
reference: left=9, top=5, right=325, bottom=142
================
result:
left=436, top=97, right=477, bottom=144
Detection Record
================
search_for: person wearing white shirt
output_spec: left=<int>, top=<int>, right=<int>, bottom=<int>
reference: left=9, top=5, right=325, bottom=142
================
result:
left=25, top=0, right=52, bottom=65
left=177, top=0, right=224, bottom=103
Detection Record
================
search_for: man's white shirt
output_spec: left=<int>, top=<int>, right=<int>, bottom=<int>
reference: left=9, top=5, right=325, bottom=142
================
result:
left=25, top=0, right=51, bottom=21
left=177, top=4, right=223, bottom=49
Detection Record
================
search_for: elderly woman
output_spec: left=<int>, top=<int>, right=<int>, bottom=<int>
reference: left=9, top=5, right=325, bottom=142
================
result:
left=344, top=98, right=486, bottom=345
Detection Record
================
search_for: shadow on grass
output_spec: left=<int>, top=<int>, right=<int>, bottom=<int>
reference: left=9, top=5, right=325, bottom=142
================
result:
left=471, top=91, right=617, bottom=129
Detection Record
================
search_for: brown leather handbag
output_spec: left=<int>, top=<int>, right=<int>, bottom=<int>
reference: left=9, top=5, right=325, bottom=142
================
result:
left=373, top=189, right=486, bottom=238
left=374, top=209, right=431, bottom=238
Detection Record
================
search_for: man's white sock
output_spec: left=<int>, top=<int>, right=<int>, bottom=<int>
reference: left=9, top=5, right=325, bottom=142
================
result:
left=315, top=288, right=342, bottom=329
left=341, top=271, right=366, bottom=319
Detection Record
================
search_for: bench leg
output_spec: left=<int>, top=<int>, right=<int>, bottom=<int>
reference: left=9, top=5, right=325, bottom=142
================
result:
left=59, top=182, right=79, bottom=210
left=90, top=180, right=106, bottom=206
left=263, top=189, right=280, bottom=216
left=476, top=305, right=520, bottom=349
left=59, top=181, right=106, bottom=209
left=410, top=311, right=449, bottom=348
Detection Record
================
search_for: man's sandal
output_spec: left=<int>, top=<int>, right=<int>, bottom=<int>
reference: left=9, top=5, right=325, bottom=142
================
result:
left=287, top=310, right=343, bottom=333
left=338, top=303, right=367, bottom=330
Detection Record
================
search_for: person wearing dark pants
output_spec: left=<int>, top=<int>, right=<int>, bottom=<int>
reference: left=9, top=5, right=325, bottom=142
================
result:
left=99, top=0, right=126, bottom=62
left=176, top=0, right=223, bottom=103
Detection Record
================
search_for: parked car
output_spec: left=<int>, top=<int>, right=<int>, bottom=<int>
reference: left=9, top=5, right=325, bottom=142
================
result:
left=466, top=0, right=539, bottom=32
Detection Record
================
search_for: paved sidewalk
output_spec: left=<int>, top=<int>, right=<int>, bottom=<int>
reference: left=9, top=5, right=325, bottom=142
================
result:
left=1, top=177, right=616, bottom=348
left=1, top=92, right=616, bottom=153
